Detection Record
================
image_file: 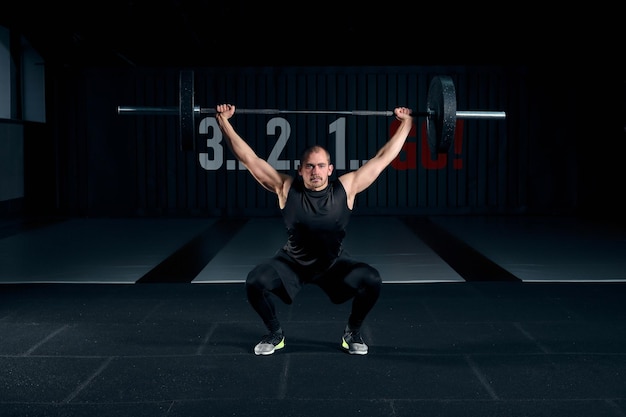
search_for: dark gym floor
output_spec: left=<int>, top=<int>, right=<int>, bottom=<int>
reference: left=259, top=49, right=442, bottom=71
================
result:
left=1, top=215, right=625, bottom=417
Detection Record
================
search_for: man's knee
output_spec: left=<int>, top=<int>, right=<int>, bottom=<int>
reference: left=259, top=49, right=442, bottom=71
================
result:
left=246, top=263, right=293, bottom=304
left=358, top=264, right=382, bottom=289
left=246, top=264, right=275, bottom=289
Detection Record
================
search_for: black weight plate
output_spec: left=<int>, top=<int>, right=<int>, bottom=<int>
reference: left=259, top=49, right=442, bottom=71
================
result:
left=426, top=75, right=456, bottom=154
left=179, top=71, right=195, bottom=152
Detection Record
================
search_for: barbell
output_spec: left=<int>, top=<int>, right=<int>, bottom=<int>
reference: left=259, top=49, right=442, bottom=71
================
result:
left=117, top=71, right=506, bottom=155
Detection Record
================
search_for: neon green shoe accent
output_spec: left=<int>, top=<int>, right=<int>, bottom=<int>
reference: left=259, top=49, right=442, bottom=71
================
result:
left=342, top=330, right=368, bottom=355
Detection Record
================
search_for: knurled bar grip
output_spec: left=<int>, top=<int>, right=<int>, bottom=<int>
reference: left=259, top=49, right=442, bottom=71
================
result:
left=116, top=107, right=395, bottom=116
left=116, top=106, right=505, bottom=119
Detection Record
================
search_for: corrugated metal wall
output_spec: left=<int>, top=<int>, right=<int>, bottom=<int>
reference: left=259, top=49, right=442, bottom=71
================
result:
left=52, top=65, right=534, bottom=217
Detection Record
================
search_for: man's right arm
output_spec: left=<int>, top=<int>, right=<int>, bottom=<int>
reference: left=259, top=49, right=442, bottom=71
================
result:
left=215, top=104, right=292, bottom=197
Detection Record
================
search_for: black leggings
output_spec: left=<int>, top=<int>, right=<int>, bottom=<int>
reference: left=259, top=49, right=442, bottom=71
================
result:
left=246, top=256, right=382, bottom=334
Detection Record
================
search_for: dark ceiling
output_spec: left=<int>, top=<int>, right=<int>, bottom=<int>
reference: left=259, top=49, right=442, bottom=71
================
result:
left=2, top=1, right=619, bottom=70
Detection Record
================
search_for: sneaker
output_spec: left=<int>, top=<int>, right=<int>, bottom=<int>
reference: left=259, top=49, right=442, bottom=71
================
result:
left=341, top=327, right=368, bottom=355
left=254, top=331, right=285, bottom=356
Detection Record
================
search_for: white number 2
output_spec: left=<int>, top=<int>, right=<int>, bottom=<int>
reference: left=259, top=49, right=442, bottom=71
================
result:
left=266, top=117, right=290, bottom=170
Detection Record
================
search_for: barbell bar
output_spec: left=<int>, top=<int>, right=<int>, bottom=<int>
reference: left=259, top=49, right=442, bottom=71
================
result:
left=116, top=106, right=506, bottom=119
left=117, top=71, right=506, bottom=154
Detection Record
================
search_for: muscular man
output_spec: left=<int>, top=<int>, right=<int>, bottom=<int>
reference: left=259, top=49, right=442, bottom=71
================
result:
left=215, top=104, right=413, bottom=355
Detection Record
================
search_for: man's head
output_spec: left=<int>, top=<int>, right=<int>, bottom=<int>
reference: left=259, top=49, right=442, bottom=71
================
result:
left=298, top=145, right=333, bottom=191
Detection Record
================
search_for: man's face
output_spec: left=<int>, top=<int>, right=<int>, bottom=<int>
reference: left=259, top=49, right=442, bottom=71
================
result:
left=298, top=150, right=333, bottom=191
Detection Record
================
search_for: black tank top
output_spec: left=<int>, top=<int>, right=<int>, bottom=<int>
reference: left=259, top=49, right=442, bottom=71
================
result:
left=281, top=178, right=352, bottom=270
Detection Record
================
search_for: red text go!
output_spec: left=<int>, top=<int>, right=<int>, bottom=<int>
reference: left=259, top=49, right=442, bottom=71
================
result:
left=390, top=118, right=465, bottom=170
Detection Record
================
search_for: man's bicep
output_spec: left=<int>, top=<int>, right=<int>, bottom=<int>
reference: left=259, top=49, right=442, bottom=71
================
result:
left=351, top=158, right=387, bottom=194
left=244, top=158, right=284, bottom=192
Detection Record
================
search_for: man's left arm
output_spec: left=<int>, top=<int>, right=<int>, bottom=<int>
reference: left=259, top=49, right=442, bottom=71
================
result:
left=340, top=107, right=413, bottom=200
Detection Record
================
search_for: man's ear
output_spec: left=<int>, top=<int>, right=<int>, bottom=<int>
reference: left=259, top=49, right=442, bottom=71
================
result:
left=328, top=163, right=334, bottom=175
